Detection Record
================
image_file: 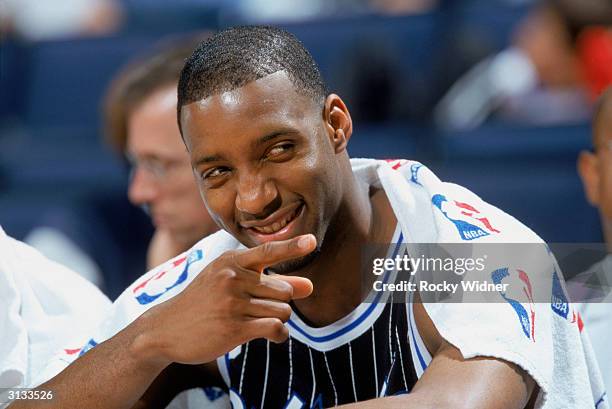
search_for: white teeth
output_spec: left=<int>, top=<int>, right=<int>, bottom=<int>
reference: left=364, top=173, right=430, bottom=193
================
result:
left=252, top=205, right=300, bottom=234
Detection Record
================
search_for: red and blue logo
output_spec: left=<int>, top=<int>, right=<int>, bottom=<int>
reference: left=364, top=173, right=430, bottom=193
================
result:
left=384, top=159, right=408, bottom=171
left=132, top=249, right=204, bottom=305
left=551, top=268, right=584, bottom=332
left=491, top=267, right=536, bottom=342
left=409, top=163, right=423, bottom=186
left=432, top=194, right=501, bottom=241
left=64, top=338, right=99, bottom=358
left=385, top=159, right=423, bottom=185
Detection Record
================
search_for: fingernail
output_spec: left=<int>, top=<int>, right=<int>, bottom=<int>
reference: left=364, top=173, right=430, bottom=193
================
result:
left=298, top=235, right=312, bottom=249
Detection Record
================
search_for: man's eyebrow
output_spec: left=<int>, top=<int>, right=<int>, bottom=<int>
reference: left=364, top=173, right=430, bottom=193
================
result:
left=194, top=154, right=224, bottom=167
left=193, top=130, right=300, bottom=166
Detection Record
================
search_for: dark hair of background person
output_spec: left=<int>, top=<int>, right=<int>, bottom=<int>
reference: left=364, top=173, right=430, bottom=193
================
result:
left=177, top=25, right=328, bottom=132
left=103, top=33, right=212, bottom=153
left=548, top=0, right=612, bottom=44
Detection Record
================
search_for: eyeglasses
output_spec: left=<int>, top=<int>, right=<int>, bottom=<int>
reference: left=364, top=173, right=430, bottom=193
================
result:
left=125, top=153, right=185, bottom=181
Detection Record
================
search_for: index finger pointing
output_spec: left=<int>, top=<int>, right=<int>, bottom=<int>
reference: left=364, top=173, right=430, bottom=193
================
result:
left=236, top=234, right=316, bottom=272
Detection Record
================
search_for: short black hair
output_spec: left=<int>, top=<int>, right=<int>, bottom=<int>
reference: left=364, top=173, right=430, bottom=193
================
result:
left=177, top=25, right=328, bottom=131
left=549, top=0, right=612, bottom=44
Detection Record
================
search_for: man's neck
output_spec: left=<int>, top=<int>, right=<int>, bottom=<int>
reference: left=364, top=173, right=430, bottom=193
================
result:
left=292, top=176, right=397, bottom=327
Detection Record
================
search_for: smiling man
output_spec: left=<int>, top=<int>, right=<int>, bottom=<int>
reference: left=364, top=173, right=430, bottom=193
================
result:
left=16, top=26, right=606, bottom=409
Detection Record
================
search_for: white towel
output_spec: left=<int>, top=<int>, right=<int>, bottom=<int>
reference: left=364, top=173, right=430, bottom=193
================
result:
left=369, top=158, right=607, bottom=409
left=0, top=226, right=111, bottom=393
left=42, top=159, right=607, bottom=409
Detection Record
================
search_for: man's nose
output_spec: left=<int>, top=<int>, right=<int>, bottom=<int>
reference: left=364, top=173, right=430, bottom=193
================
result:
left=235, top=172, right=279, bottom=218
left=128, top=167, right=159, bottom=206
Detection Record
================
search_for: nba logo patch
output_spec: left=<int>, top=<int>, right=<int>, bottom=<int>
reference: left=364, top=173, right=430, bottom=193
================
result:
left=410, top=163, right=423, bottom=186
left=78, top=338, right=99, bottom=356
left=133, top=249, right=204, bottom=305
left=432, top=194, right=500, bottom=241
left=551, top=269, right=569, bottom=319
left=64, top=338, right=99, bottom=357
left=384, top=159, right=408, bottom=171
left=550, top=268, right=583, bottom=331
left=491, top=267, right=536, bottom=341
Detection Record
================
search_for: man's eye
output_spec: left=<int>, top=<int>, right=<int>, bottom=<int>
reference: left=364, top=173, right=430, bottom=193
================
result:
left=266, top=143, right=294, bottom=158
left=203, top=167, right=229, bottom=179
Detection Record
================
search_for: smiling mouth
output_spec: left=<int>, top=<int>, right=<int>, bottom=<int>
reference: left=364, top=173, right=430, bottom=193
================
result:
left=250, top=203, right=303, bottom=235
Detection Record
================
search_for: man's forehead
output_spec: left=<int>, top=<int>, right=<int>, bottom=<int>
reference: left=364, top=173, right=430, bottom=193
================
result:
left=191, top=71, right=307, bottom=113
left=181, top=72, right=317, bottom=149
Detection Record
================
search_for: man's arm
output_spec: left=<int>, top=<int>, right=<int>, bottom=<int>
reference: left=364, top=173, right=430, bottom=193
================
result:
left=134, top=362, right=224, bottom=409
left=10, top=312, right=169, bottom=409
left=338, top=340, right=536, bottom=409
left=10, top=235, right=316, bottom=409
left=12, top=327, right=223, bottom=409
left=338, top=299, right=536, bottom=409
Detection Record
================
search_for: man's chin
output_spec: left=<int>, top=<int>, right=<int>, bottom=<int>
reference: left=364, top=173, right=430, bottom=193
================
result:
left=268, top=247, right=321, bottom=275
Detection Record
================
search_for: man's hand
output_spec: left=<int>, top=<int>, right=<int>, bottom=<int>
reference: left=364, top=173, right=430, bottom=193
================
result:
left=9, top=234, right=316, bottom=409
left=138, top=234, right=316, bottom=366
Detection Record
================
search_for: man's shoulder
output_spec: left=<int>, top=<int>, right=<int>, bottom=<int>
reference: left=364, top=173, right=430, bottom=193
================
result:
left=364, top=158, right=543, bottom=243
left=193, top=229, right=243, bottom=257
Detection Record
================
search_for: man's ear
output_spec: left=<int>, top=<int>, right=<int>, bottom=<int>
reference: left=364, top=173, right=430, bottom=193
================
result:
left=323, top=94, right=353, bottom=154
left=577, top=150, right=600, bottom=206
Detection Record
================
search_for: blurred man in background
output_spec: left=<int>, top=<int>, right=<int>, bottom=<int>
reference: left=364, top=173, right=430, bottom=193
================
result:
left=576, top=87, right=612, bottom=394
left=435, top=0, right=612, bottom=130
left=104, top=36, right=219, bottom=269
left=0, top=0, right=122, bottom=40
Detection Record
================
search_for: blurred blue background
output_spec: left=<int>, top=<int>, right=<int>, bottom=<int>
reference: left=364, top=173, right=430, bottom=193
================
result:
left=0, top=0, right=605, bottom=298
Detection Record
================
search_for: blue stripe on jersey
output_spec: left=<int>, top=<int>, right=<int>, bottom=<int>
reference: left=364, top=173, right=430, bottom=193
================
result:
left=287, top=234, right=404, bottom=343
left=595, top=392, right=607, bottom=408
left=407, top=294, right=428, bottom=372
